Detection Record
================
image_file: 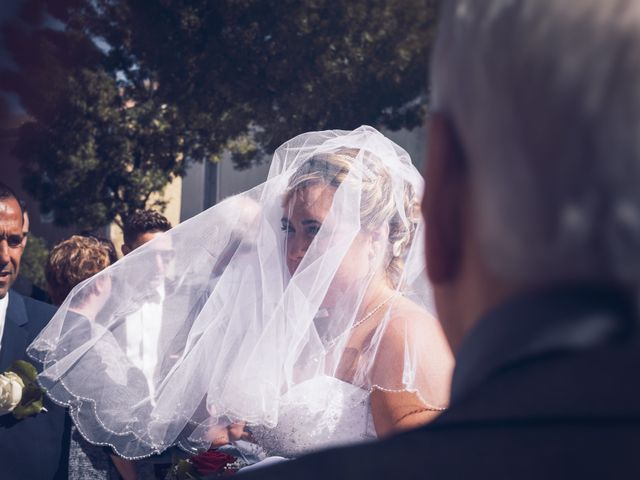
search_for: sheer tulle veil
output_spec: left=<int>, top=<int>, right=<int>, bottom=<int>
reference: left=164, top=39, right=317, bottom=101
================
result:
left=28, top=125, right=453, bottom=459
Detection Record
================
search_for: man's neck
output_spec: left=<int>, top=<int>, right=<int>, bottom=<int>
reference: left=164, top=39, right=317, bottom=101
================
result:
left=438, top=268, right=522, bottom=354
left=450, top=284, right=637, bottom=403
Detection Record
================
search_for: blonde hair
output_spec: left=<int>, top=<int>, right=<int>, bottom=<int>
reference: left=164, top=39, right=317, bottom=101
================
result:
left=285, top=149, right=420, bottom=287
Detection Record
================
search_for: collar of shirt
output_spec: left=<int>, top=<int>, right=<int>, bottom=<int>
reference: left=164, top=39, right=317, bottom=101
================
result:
left=0, top=293, right=9, bottom=352
left=450, top=285, right=637, bottom=405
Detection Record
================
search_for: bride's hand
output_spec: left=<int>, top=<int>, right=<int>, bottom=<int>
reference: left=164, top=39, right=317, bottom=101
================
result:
left=208, top=422, right=252, bottom=447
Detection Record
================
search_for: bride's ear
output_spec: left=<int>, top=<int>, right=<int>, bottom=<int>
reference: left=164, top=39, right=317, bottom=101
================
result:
left=368, top=227, right=388, bottom=261
left=423, top=113, right=468, bottom=284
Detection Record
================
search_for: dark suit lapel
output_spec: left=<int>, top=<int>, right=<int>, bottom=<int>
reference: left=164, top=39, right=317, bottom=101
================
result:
left=0, top=291, right=29, bottom=371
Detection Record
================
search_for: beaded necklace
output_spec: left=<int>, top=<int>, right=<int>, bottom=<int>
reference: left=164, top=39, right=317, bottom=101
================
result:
left=325, top=291, right=399, bottom=350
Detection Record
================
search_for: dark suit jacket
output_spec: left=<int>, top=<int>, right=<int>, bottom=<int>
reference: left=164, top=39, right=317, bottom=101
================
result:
left=240, top=286, right=640, bottom=479
left=0, top=290, right=69, bottom=480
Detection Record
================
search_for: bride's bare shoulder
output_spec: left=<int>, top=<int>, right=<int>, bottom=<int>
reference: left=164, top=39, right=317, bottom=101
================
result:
left=379, top=295, right=443, bottom=344
left=391, top=295, right=437, bottom=324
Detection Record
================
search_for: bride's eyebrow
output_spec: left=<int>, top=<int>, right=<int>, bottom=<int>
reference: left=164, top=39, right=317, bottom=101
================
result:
left=281, top=217, right=322, bottom=226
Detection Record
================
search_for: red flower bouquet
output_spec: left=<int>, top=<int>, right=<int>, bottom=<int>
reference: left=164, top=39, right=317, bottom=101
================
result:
left=166, top=449, right=240, bottom=479
left=191, top=449, right=238, bottom=477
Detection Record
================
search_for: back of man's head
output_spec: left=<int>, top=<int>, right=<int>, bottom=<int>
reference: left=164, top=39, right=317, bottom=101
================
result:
left=432, top=0, right=640, bottom=286
left=122, top=209, right=172, bottom=255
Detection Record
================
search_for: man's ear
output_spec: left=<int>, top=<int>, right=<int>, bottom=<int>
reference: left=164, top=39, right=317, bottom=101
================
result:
left=121, top=244, right=131, bottom=256
left=423, top=113, right=467, bottom=284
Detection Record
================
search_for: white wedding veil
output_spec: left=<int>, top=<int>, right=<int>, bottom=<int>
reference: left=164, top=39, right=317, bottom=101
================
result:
left=28, top=126, right=453, bottom=459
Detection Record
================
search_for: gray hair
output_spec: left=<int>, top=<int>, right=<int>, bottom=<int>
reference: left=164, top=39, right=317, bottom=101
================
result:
left=431, top=0, right=640, bottom=285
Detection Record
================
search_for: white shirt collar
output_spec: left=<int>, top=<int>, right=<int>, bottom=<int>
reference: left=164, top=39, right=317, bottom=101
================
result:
left=0, top=292, right=8, bottom=322
left=0, top=292, right=9, bottom=351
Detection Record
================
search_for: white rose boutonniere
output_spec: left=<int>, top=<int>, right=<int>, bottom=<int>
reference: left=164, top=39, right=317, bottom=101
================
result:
left=0, top=371, right=25, bottom=415
left=0, top=360, right=47, bottom=420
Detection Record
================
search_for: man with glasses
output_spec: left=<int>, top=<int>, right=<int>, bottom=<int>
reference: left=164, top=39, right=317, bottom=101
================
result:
left=0, top=182, right=68, bottom=479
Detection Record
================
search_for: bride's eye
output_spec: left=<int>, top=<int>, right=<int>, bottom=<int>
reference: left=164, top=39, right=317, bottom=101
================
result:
left=281, top=221, right=294, bottom=235
left=306, top=225, right=320, bottom=236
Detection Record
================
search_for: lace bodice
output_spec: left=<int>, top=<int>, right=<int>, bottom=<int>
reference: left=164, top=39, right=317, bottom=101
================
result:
left=249, top=376, right=377, bottom=458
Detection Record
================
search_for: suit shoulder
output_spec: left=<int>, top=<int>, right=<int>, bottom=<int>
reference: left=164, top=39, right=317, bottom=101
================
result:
left=21, top=294, right=57, bottom=323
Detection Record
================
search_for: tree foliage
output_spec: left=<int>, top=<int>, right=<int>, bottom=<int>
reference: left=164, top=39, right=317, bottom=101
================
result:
left=19, top=233, right=49, bottom=292
left=1, top=0, right=437, bottom=230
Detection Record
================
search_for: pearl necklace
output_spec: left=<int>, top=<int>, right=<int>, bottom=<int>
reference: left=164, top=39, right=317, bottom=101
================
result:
left=325, top=291, right=399, bottom=349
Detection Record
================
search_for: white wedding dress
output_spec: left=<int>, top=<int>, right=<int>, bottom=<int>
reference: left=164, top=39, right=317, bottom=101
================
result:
left=247, top=376, right=377, bottom=459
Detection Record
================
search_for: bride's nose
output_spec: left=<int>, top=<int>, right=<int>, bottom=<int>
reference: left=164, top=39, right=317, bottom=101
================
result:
left=286, top=235, right=308, bottom=273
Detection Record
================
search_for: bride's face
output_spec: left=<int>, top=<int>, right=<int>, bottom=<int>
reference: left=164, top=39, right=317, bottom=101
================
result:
left=282, top=183, right=373, bottom=304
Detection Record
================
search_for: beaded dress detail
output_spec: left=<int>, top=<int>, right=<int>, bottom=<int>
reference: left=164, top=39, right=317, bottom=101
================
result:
left=249, top=376, right=376, bottom=458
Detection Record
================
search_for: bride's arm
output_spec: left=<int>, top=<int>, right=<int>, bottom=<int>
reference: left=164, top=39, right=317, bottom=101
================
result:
left=110, top=455, right=139, bottom=480
left=368, top=307, right=453, bottom=437
left=370, top=388, right=441, bottom=437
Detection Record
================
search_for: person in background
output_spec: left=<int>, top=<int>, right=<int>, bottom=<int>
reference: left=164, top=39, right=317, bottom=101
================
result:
left=80, top=233, right=118, bottom=265
left=121, top=209, right=172, bottom=255
left=46, top=234, right=150, bottom=480
left=122, top=210, right=175, bottom=478
left=46, top=235, right=116, bottom=306
left=120, top=210, right=173, bottom=397
left=0, top=182, right=68, bottom=480
left=49, top=211, right=176, bottom=478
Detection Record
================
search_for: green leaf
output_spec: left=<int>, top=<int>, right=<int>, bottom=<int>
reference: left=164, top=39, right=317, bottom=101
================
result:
left=12, top=399, right=44, bottom=421
left=5, top=360, right=46, bottom=420
left=19, top=383, right=44, bottom=405
left=8, top=360, right=39, bottom=383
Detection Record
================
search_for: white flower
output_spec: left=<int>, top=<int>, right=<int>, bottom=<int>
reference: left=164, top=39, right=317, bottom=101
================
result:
left=0, top=372, right=25, bottom=416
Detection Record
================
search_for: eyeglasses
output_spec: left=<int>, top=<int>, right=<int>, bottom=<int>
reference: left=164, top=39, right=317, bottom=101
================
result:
left=0, top=234, right=25, bottom=249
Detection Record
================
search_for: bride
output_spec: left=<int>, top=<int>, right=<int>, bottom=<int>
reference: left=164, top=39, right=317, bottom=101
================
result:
left=28, top=126, right=454, bottom=462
